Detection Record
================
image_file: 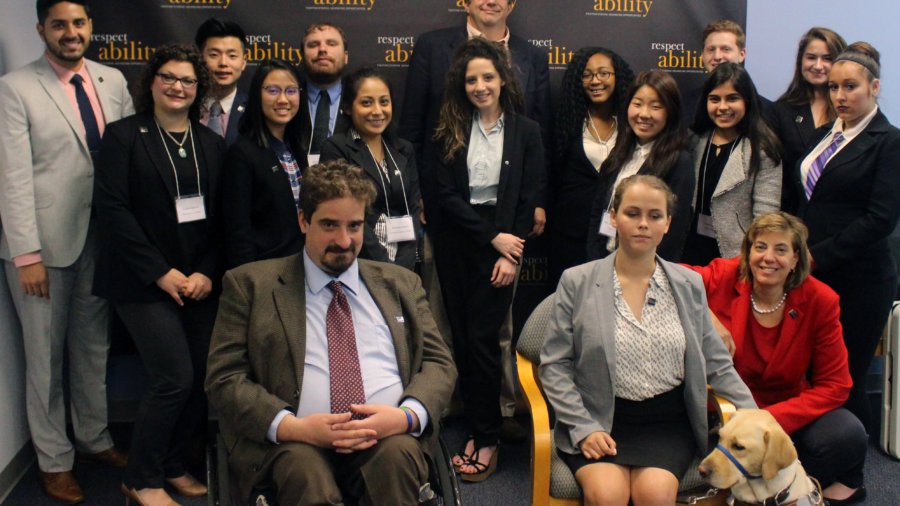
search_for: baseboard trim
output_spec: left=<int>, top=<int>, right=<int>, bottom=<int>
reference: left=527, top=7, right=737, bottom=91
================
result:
left=0, top=440, right=34, bottom=504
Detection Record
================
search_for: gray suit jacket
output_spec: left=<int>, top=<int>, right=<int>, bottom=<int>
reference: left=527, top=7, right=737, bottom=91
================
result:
left=205, top=255, right=457, bottom=499
left=539, top=255, right=755, bottom=456
left=0, top=56, right=134, bottom=267
left=688, top=133, right=782, bottom=257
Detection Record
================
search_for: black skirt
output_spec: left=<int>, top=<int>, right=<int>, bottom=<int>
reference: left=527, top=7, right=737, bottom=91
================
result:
left=558, top=384, right=695, bottom=479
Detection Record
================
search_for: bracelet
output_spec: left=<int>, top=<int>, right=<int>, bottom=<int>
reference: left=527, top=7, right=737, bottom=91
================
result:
left=400, top=406, right=414, bottom=433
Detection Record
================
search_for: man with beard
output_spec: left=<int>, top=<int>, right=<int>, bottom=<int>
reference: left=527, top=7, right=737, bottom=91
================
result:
left=195, top=17, right=248, bottom=146
left=300, top=23, right=352, bottom=167
left=206, top=160, right=456, bottom=505
left=0, top=0, right=133, bottom=502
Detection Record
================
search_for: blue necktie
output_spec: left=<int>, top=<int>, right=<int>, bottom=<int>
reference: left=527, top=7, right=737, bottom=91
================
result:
left=804, top=132, right=844, bottom=200
left=69, top=74, right=101, bottom=160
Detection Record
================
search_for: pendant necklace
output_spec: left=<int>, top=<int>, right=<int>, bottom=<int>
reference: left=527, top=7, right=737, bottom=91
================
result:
left=160, top=123, right=191, bottom=158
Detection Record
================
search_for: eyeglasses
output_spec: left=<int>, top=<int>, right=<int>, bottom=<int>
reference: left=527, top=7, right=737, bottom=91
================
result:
left=156, top=72, right=199, bottom=88
left=582, top=70, right=614, bottom=82
left=263, top=86, right=301, bottom=97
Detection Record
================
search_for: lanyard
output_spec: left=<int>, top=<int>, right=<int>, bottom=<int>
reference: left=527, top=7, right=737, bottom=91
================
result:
left=364, top=138, right=412, bottom=218
left=155, top=120, right=201, bottom=198
left=699, top=132, right=740, bottom=215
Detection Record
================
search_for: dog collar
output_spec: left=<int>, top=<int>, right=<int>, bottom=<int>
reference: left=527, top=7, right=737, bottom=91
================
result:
left=714, top=443, right=762, bottom=480
left=728, top=470, right=823, bottom=506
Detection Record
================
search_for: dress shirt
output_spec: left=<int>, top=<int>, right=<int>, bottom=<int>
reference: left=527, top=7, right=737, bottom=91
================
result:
left=466, top=19, right=511, bottom=46
left=201, top=88, right=237, bottom=135
left=306, top=81, right=342, bottom=137
left=604, top=140, right=654, bottom=252
left=16, top=56, right=106, bottom=268
left=801, top=105, right=879, bottom=188
left=267, top=250, right=428, bottom=442
left=612, top=263, right=686, bottom=400
left=583, top=119, right=616, bottom=170
left=467, top=112, right=505, bottom=205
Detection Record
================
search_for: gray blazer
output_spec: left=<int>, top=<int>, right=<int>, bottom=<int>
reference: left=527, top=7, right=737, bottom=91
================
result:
left=0, top=56, right=134, bottom=267
left=539, top=254, right=755, bottom=456
left=689, top=133, right=781, bottom=257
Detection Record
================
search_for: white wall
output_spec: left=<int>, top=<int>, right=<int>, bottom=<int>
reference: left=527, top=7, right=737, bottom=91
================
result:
left=747, top=0, right=900, bottom=117
left=0, top=0, right=41, bottom=480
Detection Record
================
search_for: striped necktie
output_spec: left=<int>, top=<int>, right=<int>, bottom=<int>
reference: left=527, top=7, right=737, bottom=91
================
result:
left=805, top=131, right=844, bottom=200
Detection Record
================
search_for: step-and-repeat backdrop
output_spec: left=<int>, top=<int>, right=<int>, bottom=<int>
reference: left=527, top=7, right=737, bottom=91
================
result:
left=85, top=0, right=747, bottom=328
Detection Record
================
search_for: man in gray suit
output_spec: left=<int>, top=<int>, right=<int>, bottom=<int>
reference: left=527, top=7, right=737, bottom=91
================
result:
left=206, top=160, right=456, bottom=505
left=0, top=0, right=133, bottom=502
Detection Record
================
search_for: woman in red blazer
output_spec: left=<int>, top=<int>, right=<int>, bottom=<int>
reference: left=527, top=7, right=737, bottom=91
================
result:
left=689, top=212, right=867, bottom=504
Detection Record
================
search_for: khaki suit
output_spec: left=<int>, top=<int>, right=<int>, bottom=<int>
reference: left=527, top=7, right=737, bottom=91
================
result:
left=0, top=56, right=133, bottom=471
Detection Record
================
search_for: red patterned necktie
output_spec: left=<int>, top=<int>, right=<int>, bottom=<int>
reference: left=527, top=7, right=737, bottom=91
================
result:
left=326, top=280, right=366, bottom=419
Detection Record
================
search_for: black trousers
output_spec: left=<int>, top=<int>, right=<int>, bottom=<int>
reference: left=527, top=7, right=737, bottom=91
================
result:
left=439, top=212, right=514, bottom=448
left=817, top=266, right=896, bottom=432
left=792, top=408, right=867, bottom=488
left=115, top=297, right=217, bottom=489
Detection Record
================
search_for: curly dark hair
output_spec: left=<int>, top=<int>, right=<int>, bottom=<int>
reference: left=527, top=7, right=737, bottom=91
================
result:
left=238, top=59, right=304, bottom=152
left=555, top=47, right=634, bottom=167
left=434, top=38, right=524, bottom=162
left=692, top=62, right=781, bottom=174
left=600, top=70, right=685, bottom=180
left=299, top=159, right=377, bottom=222
left=134, top=43, right=209, bottom=121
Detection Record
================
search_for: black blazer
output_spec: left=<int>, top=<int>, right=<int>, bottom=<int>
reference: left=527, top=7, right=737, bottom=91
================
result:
left=298, top=83, right=351, bottom=155
left=221, top=134, right=305, bottom=269
left=93, top=113, right=224, bottom=303
left=320, top=132, right=422, bottom=271
left=789, top=110, right=900, bottom=277
left=399, top=27, right=552, bottom=218
left=773, top=101, right=817, bottom=210
left=435, top=113, right=544, bottom=246
left=552, top=136, right=603, bottom=239
left=224, top=89, right=248, bottom=147
left=586, top=149, right=694, bottom=261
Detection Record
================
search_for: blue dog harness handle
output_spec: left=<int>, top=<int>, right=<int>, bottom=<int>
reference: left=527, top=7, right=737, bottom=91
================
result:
left=714, top=444, right=762, bottom=480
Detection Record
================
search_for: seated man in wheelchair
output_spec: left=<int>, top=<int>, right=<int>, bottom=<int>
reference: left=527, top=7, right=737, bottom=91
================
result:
left=206, top=160, right=457, bottom=505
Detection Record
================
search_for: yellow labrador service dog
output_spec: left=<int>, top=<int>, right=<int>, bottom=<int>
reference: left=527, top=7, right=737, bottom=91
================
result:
left=699, top=410, right=824, bottom=506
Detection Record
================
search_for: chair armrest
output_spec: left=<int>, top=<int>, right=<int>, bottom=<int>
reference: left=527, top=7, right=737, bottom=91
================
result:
left=517, top=351, right=552, bottom=506
left=708, top=385, right=737, bottom=424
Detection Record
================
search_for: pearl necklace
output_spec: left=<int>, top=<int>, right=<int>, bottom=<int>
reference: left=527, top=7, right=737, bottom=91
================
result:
left=750, top=291, right=787, bottom=314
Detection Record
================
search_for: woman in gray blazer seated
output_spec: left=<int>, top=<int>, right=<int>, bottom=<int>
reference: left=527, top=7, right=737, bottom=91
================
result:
left=683, top=63, right=781, bottom=266
left=540, top=175, right=755, bottom=506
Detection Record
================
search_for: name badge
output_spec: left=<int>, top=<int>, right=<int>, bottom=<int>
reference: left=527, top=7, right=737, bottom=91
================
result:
left=175, top=194, right=206, bottom=223
left=387, top=215, right=416, bottom=243
left=697, top=213, right=716, bottom=238
left=599, top=211, right=616, bottom=238
left=307, top=154, right=321, bottom=167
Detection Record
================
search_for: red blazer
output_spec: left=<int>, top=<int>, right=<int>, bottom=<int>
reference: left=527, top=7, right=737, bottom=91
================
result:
left=689, top=257, right=851, bottom=434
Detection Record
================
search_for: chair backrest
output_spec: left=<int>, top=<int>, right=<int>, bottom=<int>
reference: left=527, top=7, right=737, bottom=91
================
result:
left=517, top=294, right=556, bottom=366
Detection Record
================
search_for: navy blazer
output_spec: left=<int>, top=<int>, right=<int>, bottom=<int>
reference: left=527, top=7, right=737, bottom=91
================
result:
left=93, top=113, right=224, bottom=303
left=399, top=26, right=552, bottom=219
left=224, top=89, right=248, bottom=147
left=221, top=134, right=305, bottom=269
left=586, top=150, right=694, bottom=261
left=789, top=109, right=900, bottom=276
left=435, top=113, right=544, bottom=245
left=320, top=132, right=422, bottom=271
left=773, top=100, right=817, bottom=210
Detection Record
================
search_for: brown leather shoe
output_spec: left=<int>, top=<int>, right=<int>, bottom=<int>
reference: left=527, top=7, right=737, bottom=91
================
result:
left=166, top=473, right=208, bottom=498
left=39, top=471, right=85, bottom=504
left=78, top=447, right=128, bottom=468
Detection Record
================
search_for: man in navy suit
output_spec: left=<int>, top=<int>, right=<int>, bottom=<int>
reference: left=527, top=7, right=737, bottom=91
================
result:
left=400, top=0, right=550, bottom=442
left=195, top=17, right=248, bottom=146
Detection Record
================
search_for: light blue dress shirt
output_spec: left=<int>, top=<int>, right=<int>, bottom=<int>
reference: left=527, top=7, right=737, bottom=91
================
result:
left=466, top=112, right=505, bottom=205
left=306, top=81, right=342, bottom=137
left=267, top=250, right=428, bottom=442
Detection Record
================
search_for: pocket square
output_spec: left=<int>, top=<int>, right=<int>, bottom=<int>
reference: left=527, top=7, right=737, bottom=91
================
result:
left=395, top=316, right=405, bottom=323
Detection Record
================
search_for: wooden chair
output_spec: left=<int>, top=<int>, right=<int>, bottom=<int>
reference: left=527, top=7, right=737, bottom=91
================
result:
left=515, top=295, right=736, bottom=506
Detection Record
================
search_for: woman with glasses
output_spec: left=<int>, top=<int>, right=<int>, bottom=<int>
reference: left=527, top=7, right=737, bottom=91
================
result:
left=549, top=47, right=634, bottom=285
left=320, top=66, right=422, bottom=271
left=93, top=44, right=224, bottom=506
left=221, top=59, right=306, bottom=269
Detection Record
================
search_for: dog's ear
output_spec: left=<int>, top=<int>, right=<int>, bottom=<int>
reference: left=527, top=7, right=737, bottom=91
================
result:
left=761, top=426, right=798, bottom=480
